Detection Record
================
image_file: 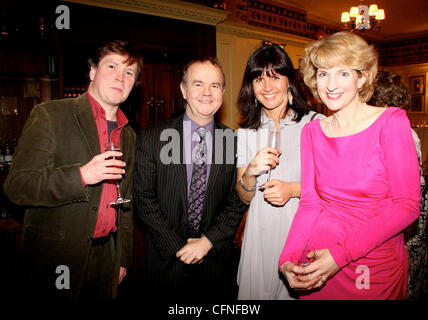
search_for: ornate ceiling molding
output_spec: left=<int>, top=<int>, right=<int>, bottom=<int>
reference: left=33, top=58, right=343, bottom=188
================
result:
left=64, top=0, right=231, bottom=26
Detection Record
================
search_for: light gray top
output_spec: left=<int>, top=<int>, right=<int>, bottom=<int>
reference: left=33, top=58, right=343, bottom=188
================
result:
left=236, top=110, right=325, bottom=300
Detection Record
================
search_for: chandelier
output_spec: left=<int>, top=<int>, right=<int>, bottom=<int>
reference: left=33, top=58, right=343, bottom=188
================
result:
left=341, top=1, right=385, bottom=32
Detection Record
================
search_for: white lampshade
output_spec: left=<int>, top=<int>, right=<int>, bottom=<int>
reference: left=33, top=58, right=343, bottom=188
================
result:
left=341, top=12, right=350, bottom=22
left=349, top=7, right=359, bottom=17
left=369, top=4, right=378, bottom=16
left=375, top=9, right=385, bottom=20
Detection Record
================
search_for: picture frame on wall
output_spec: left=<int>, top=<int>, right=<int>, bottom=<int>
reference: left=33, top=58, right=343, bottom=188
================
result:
left=410, top=75, right=425, bottom=95
left=410, top=95, right=425, bottom=113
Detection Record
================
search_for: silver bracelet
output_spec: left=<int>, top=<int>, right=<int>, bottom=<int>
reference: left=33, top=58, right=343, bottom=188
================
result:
left=240, top=173, right=257, bottom=192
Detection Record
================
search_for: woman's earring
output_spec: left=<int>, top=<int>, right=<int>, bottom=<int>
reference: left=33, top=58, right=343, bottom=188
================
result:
left=288, top=92, right=293, bottom=105
left=255, top=98, right=258, bottom=107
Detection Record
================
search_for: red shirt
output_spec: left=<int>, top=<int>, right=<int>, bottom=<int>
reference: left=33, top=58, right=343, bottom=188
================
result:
left=86, top=92, right=129, bottom=238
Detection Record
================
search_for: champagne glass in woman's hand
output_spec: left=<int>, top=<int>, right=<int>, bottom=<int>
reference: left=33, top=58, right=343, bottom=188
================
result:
left=105, top=140, right=130, bottom=205
left=299, top=244, right=316, bottom=267
left=267, top=126, right=281, bottom=181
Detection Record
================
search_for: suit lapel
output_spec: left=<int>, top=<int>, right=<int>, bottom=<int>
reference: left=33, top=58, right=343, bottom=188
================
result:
left=169, top=114, right=188, bottom=210
left=73, top=94, right=100, bottom=157
left=199, top=121, right=225, bottom=233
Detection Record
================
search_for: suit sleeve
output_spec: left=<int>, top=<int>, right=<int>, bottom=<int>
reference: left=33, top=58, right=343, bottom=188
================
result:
left=203, top=173, right=247, bottom=251
left=133, top=129, right=187, bottom=260
left=3, top=104, right=89, bottom=207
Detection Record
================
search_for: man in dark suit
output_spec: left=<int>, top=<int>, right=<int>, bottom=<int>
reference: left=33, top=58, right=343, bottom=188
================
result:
left=133, top=57, right=247, bottom=301
left=3, top=40, right=142, bottom=300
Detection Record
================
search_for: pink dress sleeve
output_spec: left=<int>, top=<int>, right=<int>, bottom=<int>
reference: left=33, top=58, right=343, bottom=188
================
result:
left=278, top=123, right=321, bottom=266
left=329, top=109, right=421, bottom=268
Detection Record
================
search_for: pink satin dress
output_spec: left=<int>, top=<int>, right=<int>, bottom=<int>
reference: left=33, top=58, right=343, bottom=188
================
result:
left=279, top=107, right=421, bottom=299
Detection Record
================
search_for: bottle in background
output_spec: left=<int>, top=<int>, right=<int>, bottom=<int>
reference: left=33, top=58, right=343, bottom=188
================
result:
left=0, top=137, right=4, bottom=173
left=3, top=137, right=12, bottom=170
left=12, top=137, right=17, bottom=154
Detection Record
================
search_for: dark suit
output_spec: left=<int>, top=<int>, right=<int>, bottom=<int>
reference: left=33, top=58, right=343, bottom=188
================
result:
left=133, top=112, right=246, bottom=301
left=3, top=94, right=135, bottom=300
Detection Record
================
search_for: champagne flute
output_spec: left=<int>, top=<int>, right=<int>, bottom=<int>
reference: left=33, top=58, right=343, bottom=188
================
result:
left=298, top=244, right=316, bottom=267
left=105, top=140, right=130, bottom=205
left=267, top=126, right=281, bottom=181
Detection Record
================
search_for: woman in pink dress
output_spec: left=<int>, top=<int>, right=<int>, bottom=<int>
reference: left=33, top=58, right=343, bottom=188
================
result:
left=278, top=32, right=421, bottom=299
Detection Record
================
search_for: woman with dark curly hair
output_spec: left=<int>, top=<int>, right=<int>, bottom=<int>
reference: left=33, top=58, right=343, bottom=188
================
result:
left=369, top=70, right=410, bottom=108
left=235, top=44, right=324, bottom=299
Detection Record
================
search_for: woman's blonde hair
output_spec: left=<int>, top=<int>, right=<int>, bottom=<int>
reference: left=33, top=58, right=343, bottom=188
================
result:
left=300, top=31, right=378, bottom=103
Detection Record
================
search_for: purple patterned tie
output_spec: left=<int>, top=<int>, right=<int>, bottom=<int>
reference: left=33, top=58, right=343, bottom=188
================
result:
left=187, top=127, right=208, bottom=238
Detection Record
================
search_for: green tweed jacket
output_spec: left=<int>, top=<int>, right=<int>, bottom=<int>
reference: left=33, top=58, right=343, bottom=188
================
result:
left=3, top=93, right=135, bottom=300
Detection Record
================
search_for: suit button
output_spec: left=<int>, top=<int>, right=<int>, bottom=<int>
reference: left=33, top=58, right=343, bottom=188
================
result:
left=92, top=206, right=97, bottom=211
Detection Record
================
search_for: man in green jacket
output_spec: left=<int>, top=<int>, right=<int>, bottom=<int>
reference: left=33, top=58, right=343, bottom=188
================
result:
left=3, top=40, right=142, bottom=300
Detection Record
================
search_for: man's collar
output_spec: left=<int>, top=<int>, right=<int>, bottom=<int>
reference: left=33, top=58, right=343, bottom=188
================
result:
left=183, top=110, right=214, bottom=134
left=86, top=91, right=128, bottom=127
